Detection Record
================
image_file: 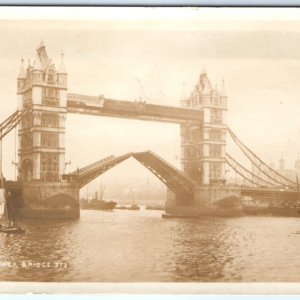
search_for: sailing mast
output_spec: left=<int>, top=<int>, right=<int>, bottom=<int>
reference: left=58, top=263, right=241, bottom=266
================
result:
left=296, top=174, right=300, bottom=204
left=0, top=172, right=8, bottom=226
left=99, top=181, right=105, bottom=201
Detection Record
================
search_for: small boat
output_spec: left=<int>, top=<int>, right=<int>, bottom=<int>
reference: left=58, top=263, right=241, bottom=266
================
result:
left=145, top=205, right=165, bottom=211
left=0, top=226, right=25, bottom=234
left=162, top=213, right=174, bottom=218
left=127, top=196, right=140, bottom=210
left=115, top=205, right=127, bottom=210
left=127, top=204, right=140, bottom=210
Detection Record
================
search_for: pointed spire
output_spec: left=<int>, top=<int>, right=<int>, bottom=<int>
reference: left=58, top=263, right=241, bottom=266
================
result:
left=220, top=79, right=227, bottom=98
left=33, top=53, right=42, bottom=71
left=201, top=73, right=213, bottom=95
left=202, top=82, right=211, bottom=95
left=202, top=65, right=206, bottom=74
left=58, top=51, right=67, bottom=74
left=18, top=57, right=26, bottom=78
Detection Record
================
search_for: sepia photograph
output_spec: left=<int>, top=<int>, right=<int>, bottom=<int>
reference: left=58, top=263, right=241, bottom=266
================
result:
left=0, top=6, right=300, bottom=293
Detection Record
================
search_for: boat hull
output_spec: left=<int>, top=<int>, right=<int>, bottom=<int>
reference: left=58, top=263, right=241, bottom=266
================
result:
left=80, top=200, right=116, bottom=211
left=0, top=226, right=25, bottom=234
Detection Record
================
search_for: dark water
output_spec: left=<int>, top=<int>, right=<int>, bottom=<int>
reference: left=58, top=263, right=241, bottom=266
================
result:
left=1, top=208, right=300, bottom=282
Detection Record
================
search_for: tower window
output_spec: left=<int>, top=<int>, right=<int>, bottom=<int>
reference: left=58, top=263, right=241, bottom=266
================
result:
left=40, top=153, right=59, bottom=181
left=42, top=88, right=59, bottom=106
left=210, top=109, right=222, bottom=123
left=41, top=132, right=59, bottom=148
left=48, top=74, right=54, bottom=82
left=209, top=162, right=221, bottom=179
left=41, top=113, right=59, bottom=127
left=209, top=144, right=222, bottom=157
left=21, top=132, right=33, bottom=149
left=209, top=129, right=222, bottom=141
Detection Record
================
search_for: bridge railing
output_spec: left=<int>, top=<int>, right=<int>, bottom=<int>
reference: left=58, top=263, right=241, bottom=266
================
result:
left=74, top=155, right=115, bottom=175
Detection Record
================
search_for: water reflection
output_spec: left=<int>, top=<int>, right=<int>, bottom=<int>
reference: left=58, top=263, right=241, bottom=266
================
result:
left=0, top=219, right=80, bottom=281
left=1, top=209, right=300, bottom=282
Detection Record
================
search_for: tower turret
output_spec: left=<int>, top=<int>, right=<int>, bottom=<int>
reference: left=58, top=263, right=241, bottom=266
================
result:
left=32, top=53, right=43, bottom=85
left=17, top=58, right=26, bottom=94
left=220, top=79, right=227, bottom=108
left=57, top=51, right=67, bottom=88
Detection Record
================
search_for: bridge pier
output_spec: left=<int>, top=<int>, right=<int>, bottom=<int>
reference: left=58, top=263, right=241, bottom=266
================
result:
left=166, top=186, right=242, bottom=217
left=6, top=181, right=80, bottom=220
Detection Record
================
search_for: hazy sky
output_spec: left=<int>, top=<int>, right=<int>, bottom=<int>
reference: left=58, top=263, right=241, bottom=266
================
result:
left=0, top=8, right=300, bottom=196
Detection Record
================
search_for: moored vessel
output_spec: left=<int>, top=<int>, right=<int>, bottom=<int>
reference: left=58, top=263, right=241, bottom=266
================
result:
left=80, top=198, right=116, bottom=211
left=145, top=204, right=165, bottom=211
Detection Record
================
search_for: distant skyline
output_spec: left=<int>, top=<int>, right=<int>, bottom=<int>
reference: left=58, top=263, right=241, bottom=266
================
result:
left=0, top=8, right=300, bottom=197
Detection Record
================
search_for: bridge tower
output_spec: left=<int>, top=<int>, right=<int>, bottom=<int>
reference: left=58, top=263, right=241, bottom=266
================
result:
left=181, top=70, right=227, bottom=185
left=16, top=42, right=79, bottom=219
left=17, top=42, right=67, bottom=182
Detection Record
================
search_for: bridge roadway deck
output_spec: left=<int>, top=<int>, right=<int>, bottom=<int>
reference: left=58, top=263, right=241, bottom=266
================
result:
left=241, top=186, right=298, bottom=202
left=67, top=93, right=203, bottom=124
left=241, top=186, right=297, bottom=195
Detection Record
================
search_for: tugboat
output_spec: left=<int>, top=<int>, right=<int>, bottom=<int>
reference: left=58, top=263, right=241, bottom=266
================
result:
left=80, top=183, right=116, bottom=211
left=80, top=197, right=117, bottom=211
left=127, top=198, right=140, bottom=210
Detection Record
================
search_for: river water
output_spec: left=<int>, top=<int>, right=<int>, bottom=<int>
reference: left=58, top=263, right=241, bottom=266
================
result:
left=1, top=208, right=300, bottom=282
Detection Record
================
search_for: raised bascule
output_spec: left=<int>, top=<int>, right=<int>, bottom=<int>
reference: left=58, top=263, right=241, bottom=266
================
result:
left=1, top=42, right=298, bottom=219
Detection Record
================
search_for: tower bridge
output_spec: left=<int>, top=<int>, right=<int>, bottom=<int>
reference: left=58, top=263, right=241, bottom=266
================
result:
left=0, top=42, right=297, bottom=219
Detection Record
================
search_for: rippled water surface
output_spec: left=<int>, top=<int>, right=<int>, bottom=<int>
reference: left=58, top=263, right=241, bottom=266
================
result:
left=1, top=208, right=300, bottom=282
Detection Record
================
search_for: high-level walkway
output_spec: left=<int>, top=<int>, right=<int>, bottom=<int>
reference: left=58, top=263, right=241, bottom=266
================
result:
left=67, top=93, right=203, bottom=124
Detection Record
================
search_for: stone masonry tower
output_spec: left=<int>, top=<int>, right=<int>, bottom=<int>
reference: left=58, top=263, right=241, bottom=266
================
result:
left=16, top=42, right=79, bottom=219
left=17, top=41, right=67, bottom=182
left=180, top=69, right=227, bottom=185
